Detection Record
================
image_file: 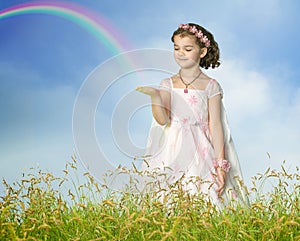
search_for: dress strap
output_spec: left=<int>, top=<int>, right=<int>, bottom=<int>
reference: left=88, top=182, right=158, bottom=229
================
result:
left=159, top=78, right=173, bottom=92
left=204, top=79, right=215, bottom=91
left=168, top=77, right=174, bottom=89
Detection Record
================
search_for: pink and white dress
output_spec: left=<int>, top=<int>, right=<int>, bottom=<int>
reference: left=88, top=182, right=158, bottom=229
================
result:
left=143, top=78, right=248, bottom=206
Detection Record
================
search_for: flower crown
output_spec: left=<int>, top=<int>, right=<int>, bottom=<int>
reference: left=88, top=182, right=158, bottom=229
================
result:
left=179, top=24, right=210, bottom=47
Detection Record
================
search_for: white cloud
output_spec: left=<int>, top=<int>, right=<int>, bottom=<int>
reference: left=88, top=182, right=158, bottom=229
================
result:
left=207, top=60, right=272, bottom=122
left=0, top=63, right=77, bottom=191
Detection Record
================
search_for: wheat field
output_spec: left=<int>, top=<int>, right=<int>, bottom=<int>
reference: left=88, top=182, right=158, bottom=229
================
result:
left=1, top=157, right=299, bottom=240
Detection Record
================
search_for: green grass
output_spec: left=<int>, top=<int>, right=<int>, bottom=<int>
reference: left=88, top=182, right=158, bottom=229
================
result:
left=1, top=157, right=299, bottom=241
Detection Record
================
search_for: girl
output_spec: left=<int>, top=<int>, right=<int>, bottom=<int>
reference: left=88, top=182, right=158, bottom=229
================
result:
left=136, top=23, right=248, bottom=206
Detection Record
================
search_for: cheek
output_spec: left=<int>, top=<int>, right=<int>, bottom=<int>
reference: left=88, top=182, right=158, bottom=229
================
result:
left=190, top=52, right=201, bottom=61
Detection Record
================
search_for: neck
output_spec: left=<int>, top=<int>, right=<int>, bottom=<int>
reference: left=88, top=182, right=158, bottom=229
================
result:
left=179, top=67, right=201, bottom=78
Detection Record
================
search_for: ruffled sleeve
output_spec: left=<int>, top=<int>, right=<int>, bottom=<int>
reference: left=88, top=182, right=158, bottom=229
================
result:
left=159, top=78, right=172, bottom=91
left=207, top=79, right=223, bottom=99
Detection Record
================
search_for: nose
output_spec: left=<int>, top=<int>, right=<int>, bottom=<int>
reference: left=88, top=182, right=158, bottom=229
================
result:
left=177, top=49, right=184, bottom=57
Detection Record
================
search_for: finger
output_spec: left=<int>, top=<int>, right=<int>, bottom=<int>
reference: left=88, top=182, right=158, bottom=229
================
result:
left=135, top=86, right=143, bottom=91
left=216, top=183, right=224, bottom=192
left=135, top=87, right=148, bottom=95
left=216, top=181, right=225, bottom=196
left=218, top=188, right=224, bottom=197
left=217, top=186, right=224, bottom=196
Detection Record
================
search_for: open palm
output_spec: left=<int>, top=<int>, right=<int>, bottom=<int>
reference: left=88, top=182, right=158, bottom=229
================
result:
left=135, top=86, right=159, bottom=97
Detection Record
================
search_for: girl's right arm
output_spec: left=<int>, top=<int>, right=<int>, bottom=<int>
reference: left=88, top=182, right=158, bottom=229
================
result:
left=136, top=85, right=170, bottom=125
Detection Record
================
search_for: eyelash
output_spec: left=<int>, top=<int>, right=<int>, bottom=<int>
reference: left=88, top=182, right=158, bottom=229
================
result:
left=174, top=48, right=192, bottom=51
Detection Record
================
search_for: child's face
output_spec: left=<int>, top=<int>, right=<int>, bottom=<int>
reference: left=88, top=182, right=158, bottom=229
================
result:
left=173, top=34, right=203, bottom=68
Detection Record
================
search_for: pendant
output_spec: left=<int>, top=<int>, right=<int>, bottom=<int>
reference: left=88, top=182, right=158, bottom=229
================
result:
left=184, top=88, right=188, bottom=93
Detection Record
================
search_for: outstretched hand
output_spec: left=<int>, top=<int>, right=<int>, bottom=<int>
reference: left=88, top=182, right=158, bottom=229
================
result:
left=135, top=86, right=159, bottom=97
left=216, top=168, right=226, bottom=197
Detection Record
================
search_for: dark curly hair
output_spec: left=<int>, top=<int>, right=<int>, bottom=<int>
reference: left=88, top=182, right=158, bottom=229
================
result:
left=171, top=23, right=220, bottom=69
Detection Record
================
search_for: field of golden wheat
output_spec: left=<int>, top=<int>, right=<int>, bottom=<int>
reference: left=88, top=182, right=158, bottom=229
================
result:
left=1, top=157, right=299, bottom=240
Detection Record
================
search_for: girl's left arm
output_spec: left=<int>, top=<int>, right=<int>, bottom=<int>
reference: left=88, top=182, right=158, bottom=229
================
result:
left=208, top=94, right=226, bottom=196
left=208, top=94, right=224, bottom=160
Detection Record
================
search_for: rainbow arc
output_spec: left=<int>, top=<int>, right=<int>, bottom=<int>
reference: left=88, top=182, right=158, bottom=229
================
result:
left=0, top=1, right=131, bottom=55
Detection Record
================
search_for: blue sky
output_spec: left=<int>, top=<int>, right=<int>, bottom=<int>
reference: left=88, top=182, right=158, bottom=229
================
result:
left=1, top=0, right=300, bottom=192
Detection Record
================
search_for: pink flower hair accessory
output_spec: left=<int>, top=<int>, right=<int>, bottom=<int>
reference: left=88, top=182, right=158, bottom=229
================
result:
left=213, top=159, right=231, bottom=172
left=179, top=24, right=210, bottom=47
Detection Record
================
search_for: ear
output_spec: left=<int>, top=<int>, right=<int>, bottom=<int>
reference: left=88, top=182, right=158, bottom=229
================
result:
left=200, top=47, right=208, bottom=58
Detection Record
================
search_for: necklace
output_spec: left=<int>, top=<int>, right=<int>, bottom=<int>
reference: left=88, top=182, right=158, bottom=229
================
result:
left=179, top=70, right=202, bottom=93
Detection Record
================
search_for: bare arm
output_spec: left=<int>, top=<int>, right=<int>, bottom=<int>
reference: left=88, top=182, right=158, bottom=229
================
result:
left=208, top=94, right=224, bottom=160
left=136, top=86, right=170, bottom=125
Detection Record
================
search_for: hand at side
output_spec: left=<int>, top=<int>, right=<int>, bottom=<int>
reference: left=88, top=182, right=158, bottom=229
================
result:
left=216, top=168, right=226, bottom=197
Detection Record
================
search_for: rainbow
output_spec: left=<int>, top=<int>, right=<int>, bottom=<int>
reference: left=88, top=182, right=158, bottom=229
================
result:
left=0, top=1, right=131, bottom=55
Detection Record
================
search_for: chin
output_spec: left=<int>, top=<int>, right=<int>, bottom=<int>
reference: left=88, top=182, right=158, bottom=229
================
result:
left=176, top=60, right=198, bottom=69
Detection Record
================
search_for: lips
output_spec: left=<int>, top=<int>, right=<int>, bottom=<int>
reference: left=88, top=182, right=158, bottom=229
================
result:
left=176, top=57, right=188, bottom=61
